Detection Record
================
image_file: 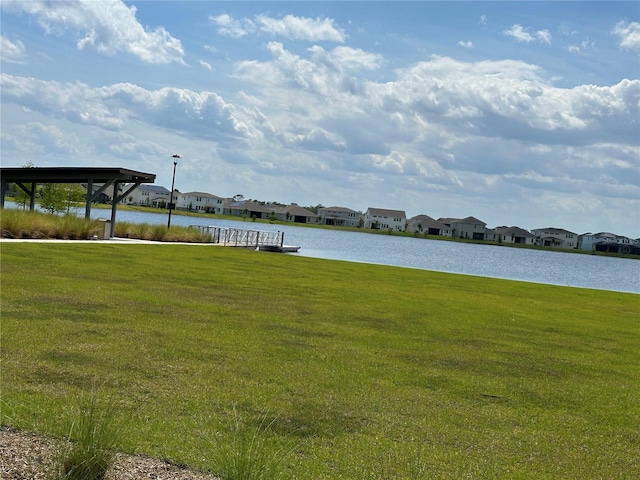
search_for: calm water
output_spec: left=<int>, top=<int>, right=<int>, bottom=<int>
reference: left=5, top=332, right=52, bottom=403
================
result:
left=87, top=207, right=640, bottom=294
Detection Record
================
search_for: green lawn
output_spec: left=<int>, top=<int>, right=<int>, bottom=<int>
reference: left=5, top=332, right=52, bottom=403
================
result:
left=1, top=242, right=638, bottom=479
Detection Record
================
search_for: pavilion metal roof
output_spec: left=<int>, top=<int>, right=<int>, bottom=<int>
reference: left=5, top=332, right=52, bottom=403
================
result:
left=0, top=167, right=155, bottom=184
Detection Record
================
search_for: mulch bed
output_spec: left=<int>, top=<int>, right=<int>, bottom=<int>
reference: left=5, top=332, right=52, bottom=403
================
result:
left=0, top=427, right=219, bottom=480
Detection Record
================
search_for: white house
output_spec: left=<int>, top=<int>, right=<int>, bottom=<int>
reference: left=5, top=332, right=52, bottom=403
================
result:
left=177, top=191, right=226, bottom=214
left=406, top=215, right=451, bottom=236
left=318, top=206, right=362, bottom=227
left=364, top=208, right=406, bottom=231
left=531, top=227, right=578, bottom=249
left=438, top=216, right=487, bottom=240
left=122, top=184, right=171, bottom=207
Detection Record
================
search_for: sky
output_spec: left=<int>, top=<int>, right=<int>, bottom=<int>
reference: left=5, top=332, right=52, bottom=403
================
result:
left=1, top=1, right=639, bottom=237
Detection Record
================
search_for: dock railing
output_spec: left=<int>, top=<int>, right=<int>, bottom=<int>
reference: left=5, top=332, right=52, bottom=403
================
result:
left=190, top=225, right=284, bottom=249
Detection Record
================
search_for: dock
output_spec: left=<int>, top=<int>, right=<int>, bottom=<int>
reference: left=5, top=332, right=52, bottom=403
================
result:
left=189, top=225, right=300, bottom=253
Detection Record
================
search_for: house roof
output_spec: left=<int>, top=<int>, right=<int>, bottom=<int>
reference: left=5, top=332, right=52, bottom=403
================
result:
left=320, top=206, right=360, bottom=214
left=408, top=214, right=448, bottom=229
left=135, top=184, right=170, bottom=194
left=367, top=207, right=406, bottom=218
left=531, top=227, right=577, bottom=235
left=438, top=216, right=486, bottom=226
left=495, top=226, right=535, bottom=237
left=182, top=191, right=224, bottom=200
left=276, top=204, right=318, bottom=217
left=228, top=200, right=273, bottom=212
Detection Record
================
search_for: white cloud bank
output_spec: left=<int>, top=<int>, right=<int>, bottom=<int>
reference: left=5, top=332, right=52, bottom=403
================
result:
left=0, top=0, right=185, bottom=63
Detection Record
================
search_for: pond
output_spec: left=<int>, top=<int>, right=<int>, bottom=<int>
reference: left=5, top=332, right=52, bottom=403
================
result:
left=90, top=207, right=640, bottom=294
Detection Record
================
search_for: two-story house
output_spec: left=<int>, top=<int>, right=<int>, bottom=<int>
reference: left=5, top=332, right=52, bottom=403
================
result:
left=318, top=206, right=362, bottom=228
left=531, top=227, right=578, bottom=249
left=177, top=192, right=226, bottom=214
left=122, top=184, right=172, bottom=207
left=364, top=208, right=406, bottom=231
left=438, top=216, right=487, bottom=240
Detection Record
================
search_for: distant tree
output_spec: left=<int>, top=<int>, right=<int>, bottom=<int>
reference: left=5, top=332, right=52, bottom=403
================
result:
left=39, top=183, right=85, bottom=214
left=62, top=183, right=85, bottom=213
left=39, top=184, right=66, bottom=214
left=233, top=194, right=244, bottom=202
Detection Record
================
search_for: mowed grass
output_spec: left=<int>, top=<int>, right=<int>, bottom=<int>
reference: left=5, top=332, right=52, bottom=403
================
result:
left=1, top=242, right=638, bottom=479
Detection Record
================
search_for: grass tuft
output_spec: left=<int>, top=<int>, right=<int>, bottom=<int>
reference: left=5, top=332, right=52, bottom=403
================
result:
left=51, top=390, right=123, bottom=480
left=209, top=409, right=295, bottom=480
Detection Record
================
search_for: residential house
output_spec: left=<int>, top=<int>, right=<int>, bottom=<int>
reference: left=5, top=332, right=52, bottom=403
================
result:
left=122, top=184, right=171, bottom=207
left=224, top=199, right=274, bottom=219
left=531, top=227, right=578, bottom=249
left=406, top=215, right=451, bottom=236
left=579, top=232, right=639, bottom=252
left=177, top=191, right=226, bottom=214
left=318, top=206, right=362, bottom=227
left=438, top=216, right=487, bottom=240
left=82, top=183, right=118, bottom=204
left=364, top=208, right=406, bottom=231
left=494, top=226, right=537, bottom=245
left=274, top=204, right=319, bottom=224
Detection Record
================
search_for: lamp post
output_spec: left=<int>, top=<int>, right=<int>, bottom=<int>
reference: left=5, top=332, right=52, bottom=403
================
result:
left=167, top=154, right=180, bottom=228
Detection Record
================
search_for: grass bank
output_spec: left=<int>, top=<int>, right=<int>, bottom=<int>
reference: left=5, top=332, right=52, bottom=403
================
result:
left=1, top=242, right=638, bottom=479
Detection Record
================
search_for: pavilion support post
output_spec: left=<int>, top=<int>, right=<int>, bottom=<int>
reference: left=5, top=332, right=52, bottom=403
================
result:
left=0, top=181, right=6, bottom=208
left=85, top=179, right=93, bottom=219
left=109, top=182, right=119, bottom=238
left=29, top=183, right=36, bottom=211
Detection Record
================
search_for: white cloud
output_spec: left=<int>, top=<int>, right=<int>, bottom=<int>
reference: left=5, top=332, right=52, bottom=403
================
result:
left=256, top=14, right=345, bottom=42
left=210, top=13, right=345, bottom=42
left=0, top=73, right=252, bottom=139
left=1, top=34, right=26, bottom=63
left=458, top=40, right=474, bottom=49
left=1, top=0, right=185, bottom=64
left=199, top=60, right=213, bottom=71
left=503, top=24, right=552, bottom=44
left=479, top=15, right=488, bottom=26
left=210, top=14, right=255, bottom=38
left=536, top=29, right=552, bottom=45
left=612, top=20, right=640, bottom=51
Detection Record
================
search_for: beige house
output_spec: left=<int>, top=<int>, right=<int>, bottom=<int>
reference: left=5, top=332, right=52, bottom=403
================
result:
left=493, top=226, right=537, bottom=245
left=438, top=216, right=486, bottom=240
left=318, top=206, right=362, bottom=227
left=274, top=204, right=319, bottom=224
left=406, top=215, right=451, bottom=236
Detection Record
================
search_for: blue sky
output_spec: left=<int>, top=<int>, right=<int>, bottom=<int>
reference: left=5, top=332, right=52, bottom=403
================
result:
left=1, top=1, right=639, bottom=237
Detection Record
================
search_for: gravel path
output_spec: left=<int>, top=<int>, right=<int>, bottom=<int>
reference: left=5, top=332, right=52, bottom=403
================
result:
left=0, top=427, right=219, bottom=480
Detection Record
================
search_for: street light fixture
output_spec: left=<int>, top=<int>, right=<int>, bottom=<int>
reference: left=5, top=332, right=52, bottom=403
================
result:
left=167, top=154, right=180, bottom=228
